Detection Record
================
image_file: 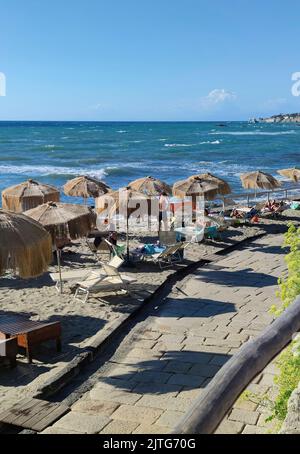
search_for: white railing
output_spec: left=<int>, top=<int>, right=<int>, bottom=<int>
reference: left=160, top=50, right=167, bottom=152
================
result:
left=223, top=184, right=300, bottom=208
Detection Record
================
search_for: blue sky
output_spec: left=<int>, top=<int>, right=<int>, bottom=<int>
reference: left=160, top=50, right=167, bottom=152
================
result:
left=0, top=0, right=299, bottom=121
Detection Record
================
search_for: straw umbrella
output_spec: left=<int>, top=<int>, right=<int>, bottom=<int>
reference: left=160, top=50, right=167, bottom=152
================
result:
left=188, top=173, right=231, bottom=196
left=1, top=179, right=60, bottom=213
left=24, top=202, right=96, bottom=292
left=240, top=171, right=281, bottom=202
left=240, top=171, right=281, bottom=191
left=187, top=173, right=231, bottom=210
left=64, top=175, right=111, bottom=204
left=277, top=168, right=300, bottom=183
left=173, top=176, right=220, bottom=207
left=96, top=187, right=150, bottom=262
left=173, top=176, right=220, bottom=224
left=0, top=209, right=52, bottom=279
left=128, top=176, right=172, bottom=196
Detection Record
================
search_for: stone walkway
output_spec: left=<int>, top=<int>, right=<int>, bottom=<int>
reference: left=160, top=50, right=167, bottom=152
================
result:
left=42, top=233, right=286, bottom=434
left=0, top=224, right=260, bottom=414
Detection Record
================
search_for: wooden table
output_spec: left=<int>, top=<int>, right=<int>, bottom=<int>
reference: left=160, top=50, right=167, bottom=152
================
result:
left=0, top=315, right=61, bottom=363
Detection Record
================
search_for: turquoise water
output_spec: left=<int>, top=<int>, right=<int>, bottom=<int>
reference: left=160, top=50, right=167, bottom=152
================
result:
left=0, top=121, right=299, bottom=204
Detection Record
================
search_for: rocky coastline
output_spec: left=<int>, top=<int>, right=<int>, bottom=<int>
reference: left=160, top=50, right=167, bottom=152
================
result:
left=251, top=113, right=300, bottom=123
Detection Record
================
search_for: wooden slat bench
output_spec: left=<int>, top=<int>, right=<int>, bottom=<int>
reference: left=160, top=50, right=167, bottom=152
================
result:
left=0, top=315, right=61, bottom=363
left=0, top=397, right=69, bottom=432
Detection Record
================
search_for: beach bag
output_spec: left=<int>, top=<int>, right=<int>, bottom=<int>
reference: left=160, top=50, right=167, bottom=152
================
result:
left=291, top=202, right=300, bottom=210
left=143, top=244, right=156, bottom=255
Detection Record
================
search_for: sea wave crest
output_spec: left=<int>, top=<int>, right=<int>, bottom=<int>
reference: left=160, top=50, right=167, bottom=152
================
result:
left=0, top=164, right=107, bottom=180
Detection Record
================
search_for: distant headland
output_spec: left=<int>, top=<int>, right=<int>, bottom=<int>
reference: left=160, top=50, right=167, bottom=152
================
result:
left=250, top=113, right=300, bottom=123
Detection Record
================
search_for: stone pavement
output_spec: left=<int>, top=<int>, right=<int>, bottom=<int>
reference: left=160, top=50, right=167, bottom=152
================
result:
left=42, top=233, right=286, bottom=434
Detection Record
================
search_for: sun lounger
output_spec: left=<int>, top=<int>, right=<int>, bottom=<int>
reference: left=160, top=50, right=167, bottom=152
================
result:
left=73, top=265, right=137, bottom=303
left=175, top=226, right=204, bottom=243
left=159, top=230, right=177, bottom=246
left=0, top=338, right=18, bottom=368
left=207, top=215, right=233, bottom=231
left=50, top=256, right=124, bottom=292
left=50, top=268, right=95, bottom=292
left=144, top=242, right=189, bottom=269
left=204, top=225, right=221, bottom=240
left=102, top=239, right=126, bottom=260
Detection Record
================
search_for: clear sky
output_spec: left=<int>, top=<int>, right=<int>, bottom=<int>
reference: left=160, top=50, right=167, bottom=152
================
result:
left=0, top=0, right=299, bottom=121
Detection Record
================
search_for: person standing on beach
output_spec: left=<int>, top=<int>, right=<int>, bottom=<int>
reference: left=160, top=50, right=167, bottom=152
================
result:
left=159, top=191, right=170, bottom=231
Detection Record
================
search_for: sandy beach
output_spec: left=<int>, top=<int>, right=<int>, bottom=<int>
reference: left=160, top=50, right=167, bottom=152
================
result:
left=1, top=209, right=299, bottom=418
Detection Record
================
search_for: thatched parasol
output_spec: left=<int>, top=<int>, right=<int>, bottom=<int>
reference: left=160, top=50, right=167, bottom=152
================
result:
left=24, top=202, right=96, bottom=242
left=188, top=173, right=231, bottom=195
left=173, top=176, right=220, bottom=201
left=0, top=209, right=52, bottom=279
left=240, top=171, right=281, bottom=191
left=64, top=175, right=111, bottom=204
left=24, top=202, right=96, bottom=292
left=96, top=187, right=151, bottom=261
left=128, top=176, right=172, bottom=196
left=1, top=179, right=60, bottom=213
left=277, top=168, right=300, bottom=183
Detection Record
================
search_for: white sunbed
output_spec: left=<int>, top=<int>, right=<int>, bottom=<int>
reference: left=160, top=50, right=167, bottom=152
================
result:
left=143, top=242, right=189, bottom=269
left=50, top=256, right=124, bottom=292
left=73, top=263, right=137, bottom=303
left=175, top=226, right=205, bottom=243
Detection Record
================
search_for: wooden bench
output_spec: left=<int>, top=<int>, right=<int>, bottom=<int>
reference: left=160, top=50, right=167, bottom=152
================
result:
left=0, top=338, right=18, bottom=367
left=0, top=315, right=61, bottom=363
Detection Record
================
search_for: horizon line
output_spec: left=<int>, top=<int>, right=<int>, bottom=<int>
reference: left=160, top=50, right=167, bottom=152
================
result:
left=0, top=119, right=251, bottom=123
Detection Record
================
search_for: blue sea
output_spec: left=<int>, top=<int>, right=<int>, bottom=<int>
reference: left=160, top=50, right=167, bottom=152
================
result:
left=0, top=121, right=299, bottom=205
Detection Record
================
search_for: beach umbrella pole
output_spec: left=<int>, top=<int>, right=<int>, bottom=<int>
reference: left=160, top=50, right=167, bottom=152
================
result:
left=126, top=216, right=130, bottom=262
left=56, top=247, right=63, bottom=294
left=124, top=212, right=135, bottom=267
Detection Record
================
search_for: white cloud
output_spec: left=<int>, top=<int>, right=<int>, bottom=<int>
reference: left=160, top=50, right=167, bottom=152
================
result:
left=201, top=89, right=237, bottom=108
left=90, top=103, right=102, bottom=110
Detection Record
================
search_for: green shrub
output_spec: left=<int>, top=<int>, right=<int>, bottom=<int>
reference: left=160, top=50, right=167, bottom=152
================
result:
left=270, top=223, right=300, bottom=316
left=267, top=342, right=300, bottom=422
left=266, top=224, right=300, bottom=425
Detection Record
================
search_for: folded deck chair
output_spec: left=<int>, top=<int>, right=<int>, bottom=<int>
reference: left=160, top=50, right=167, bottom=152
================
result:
left=207, top=215, right=232, bottom=231
left=86, top=237, right=112, bottom=262
left=74, top=265, right=136, bottom=303
left=159, top=230, right=177, bottom=247
left=103, top=239, right=126, bottom=260
left=50, top=256, right=124, bottom=292
left=204, top=225, right=221, bottom=240
left=145, top=242, right=188, bottom=269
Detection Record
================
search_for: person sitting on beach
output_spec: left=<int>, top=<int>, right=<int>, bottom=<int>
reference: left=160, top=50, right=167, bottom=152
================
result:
left=108, top=230, right=118, bottom=246
left=245, top=207, right=259, bottom=219
left=250, top=214, right=260, bottom=224
left=273, top=200, right=285, bottom=215
left=270, top=200, right=280, bottom=212
left=263, top=200, right=273, bottom=212
left=263, top=199, right=283, bottom=214
left=230, top=208, right=244, bottom=219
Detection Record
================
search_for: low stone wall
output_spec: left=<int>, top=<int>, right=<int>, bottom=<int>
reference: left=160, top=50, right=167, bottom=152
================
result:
left=280, top=381, right=300, bottom=434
